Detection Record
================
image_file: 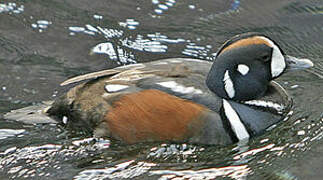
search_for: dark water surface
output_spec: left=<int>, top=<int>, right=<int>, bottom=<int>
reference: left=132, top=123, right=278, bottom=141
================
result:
left=0, top=0, right=322, bottom=179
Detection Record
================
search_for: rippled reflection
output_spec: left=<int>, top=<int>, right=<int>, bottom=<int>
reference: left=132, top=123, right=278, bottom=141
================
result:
left=75, top=161, right=156, bottom=180
left=0, top=136, right=112, bottom=179
left=0, top=129, right=25, bottom=140
left=0, top=144, right=62, bottom=178
left=0, top=0, right=322, bottom=179
left=152, top=0, right=176, bottom=15
left=31, top=20, right=52, bottom=32
left=119, top=19, right=140, bottom=30
left=151, top=165, right=250, bottom=180
left=0, top=2, right=24, bottom=14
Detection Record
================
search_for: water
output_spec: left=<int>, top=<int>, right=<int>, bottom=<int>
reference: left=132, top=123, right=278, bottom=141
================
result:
left=0, top=0, right=322, bottom=179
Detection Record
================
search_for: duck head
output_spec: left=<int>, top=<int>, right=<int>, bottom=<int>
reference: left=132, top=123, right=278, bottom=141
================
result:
left=206, top=32, right=313, bottom=101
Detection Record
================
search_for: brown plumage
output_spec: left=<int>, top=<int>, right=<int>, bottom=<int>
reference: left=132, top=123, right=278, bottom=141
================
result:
left=105, top=89, right=207, bottom=143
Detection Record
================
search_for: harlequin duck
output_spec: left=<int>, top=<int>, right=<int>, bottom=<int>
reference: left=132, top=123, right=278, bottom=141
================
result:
left=6, top=32, right=313, bottom=145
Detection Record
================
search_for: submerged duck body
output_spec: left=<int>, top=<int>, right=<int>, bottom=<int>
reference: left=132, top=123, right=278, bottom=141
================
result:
left=6, top=33, right=313, bottom=145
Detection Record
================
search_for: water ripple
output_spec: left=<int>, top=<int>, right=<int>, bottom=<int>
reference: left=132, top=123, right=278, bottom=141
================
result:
left=74, top=160, right=156, bottom=180
left=0, top=129, right=25, bottom=140
left=0, top=2, right=24, bottom=14
left=151, top=165, right=250, bottom=180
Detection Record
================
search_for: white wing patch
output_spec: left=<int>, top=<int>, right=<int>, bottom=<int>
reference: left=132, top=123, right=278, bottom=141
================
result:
left=223, top=70, right=235, bottom=98
left=223, top=99, right=250, bottom=141
left=105, top=84, right=129, bottom=93
left=259, top=36, right=286, bottom=78
left=156, top=81, right=203, bottom=94
left=237, top=64, right=250, bottom=75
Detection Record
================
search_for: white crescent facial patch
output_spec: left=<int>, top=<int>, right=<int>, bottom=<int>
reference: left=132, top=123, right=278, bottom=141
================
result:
left=259, top=37, right=286, bottom=78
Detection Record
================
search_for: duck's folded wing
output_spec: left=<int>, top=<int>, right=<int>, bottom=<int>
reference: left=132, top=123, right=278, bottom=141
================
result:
left=60, top=58, right=210, bottom=86
left=60, top=69, right=121, bottom=86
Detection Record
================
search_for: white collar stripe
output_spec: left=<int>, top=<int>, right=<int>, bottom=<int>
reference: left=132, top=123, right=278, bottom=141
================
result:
left=223, top=99, right=250, bottom=140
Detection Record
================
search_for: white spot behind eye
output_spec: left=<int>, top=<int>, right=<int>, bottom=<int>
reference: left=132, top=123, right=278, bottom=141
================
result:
left=223, top=99, right=250, bottom=140
left=105, top=84, right=129, bottom=93
left=259, top=37, right=286, bottom=78
left=237, top=64, right=249, bottom=75
left=223, top=70, right=235, bottom=98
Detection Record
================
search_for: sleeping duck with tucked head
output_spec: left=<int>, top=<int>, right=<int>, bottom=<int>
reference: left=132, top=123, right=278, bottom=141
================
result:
left=5, top=32, right=313, bottom=145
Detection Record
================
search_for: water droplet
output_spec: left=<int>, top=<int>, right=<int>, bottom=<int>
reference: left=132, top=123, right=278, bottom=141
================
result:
left=189, top=5, right=196, bottom=9
left=158, top=4, right=168, bottom=10
left=93, top=14, right=103, bottom=20
left=291, top=84, right=299, bottom=89
left=152, top=0, right=159, bottom=4
left=297, top=130, right=305, bottom=136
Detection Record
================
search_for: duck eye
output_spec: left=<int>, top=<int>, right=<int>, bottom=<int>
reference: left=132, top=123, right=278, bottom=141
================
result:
left=261, top=54, right=271, bottom=62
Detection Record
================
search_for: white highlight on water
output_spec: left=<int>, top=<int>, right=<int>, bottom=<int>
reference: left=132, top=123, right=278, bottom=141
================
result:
left=93, top=14, right=103, bottom=20
left=85, top=24, right=99, bottom=33
left=0, top=3, right=24, bottom=14
left=62, top=116, right=68, bottom=124
left=68, top=26, right=85, bottom=32
left=119, top=19, right=140, bottom=30
left=92, top=42, right=116, bottom=56
left=31, top=20, right=52, bottom=31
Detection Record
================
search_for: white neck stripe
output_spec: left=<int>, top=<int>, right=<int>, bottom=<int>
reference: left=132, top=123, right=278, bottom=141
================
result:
left=223, top=70, right=235, bottom=98
left=223, top=99, right=250, bottom=141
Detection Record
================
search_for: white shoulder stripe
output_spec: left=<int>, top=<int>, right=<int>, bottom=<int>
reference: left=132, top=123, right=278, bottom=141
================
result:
left=223, top=70, right=235, bottom=98
left=223, top=99, right=250, bottom=141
